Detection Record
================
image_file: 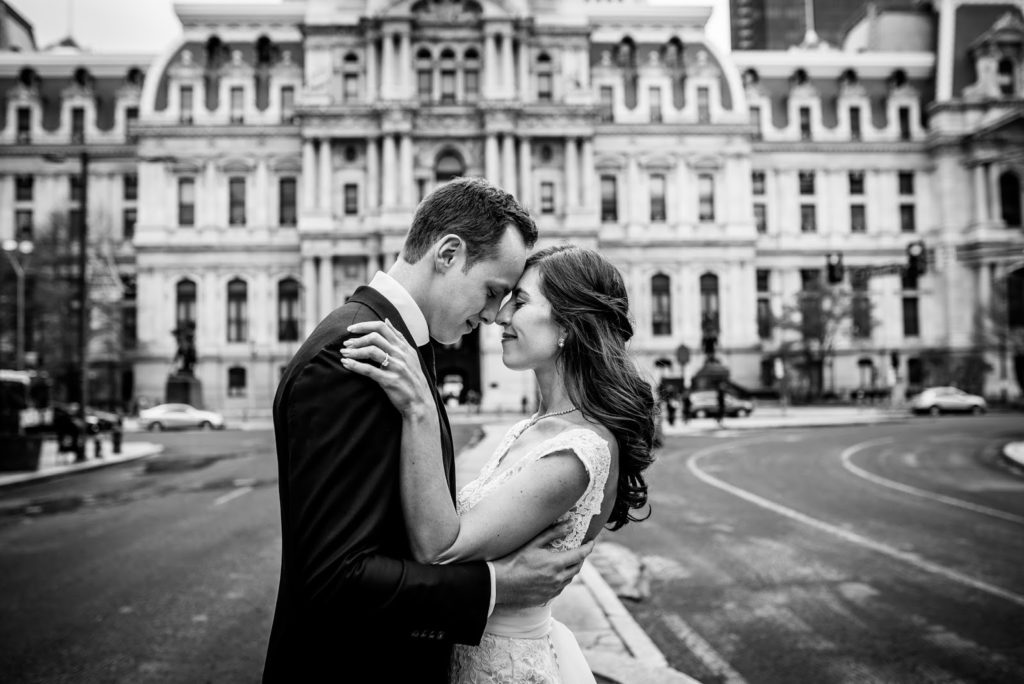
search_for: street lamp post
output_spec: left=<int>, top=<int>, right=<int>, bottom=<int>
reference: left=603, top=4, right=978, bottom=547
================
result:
left=2, top=238, right=34, bottom=369
left=77, top=151, right=89, bottom=417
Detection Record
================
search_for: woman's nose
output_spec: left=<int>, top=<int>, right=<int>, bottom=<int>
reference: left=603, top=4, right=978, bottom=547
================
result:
left=495, top=300, right=513, bottom=325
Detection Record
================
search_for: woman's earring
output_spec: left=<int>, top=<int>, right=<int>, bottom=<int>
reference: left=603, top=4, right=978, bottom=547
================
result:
left=558, top=337, right=566, bottom=348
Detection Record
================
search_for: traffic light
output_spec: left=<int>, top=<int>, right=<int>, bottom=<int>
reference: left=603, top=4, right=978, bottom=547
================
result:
left=826, top=252, right=845, bottom=284
left=906, top=240, right=927, bottom=277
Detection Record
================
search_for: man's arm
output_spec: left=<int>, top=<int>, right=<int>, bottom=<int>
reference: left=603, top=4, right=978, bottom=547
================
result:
left=286, top=342, right=490, bottom=643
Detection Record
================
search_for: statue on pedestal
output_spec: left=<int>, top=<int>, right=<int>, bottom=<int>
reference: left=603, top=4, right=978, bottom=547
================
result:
left=172, top=322, right=197, bottom=376
left=167, top=322, right=203, bottom=407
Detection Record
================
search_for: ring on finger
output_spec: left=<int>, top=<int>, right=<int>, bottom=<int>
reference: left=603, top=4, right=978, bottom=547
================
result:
left=380, top=352, right=390, bottom=368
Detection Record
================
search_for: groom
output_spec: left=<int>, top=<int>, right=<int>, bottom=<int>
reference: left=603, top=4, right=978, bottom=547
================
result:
left=264, top=178, right=592, bottom=682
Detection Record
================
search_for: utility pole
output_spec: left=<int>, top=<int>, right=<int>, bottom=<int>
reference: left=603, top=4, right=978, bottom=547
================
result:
left=77, top=150, right=89, bottom=460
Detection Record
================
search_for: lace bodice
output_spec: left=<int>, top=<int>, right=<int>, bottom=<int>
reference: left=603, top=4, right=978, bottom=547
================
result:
left=456, top=419, right=612, bottom=551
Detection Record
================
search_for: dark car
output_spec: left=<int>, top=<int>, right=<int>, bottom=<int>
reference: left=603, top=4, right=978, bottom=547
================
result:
left=688, top=391, right=755, bottom=418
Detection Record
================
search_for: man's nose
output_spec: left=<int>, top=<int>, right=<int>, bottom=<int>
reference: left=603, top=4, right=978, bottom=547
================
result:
left=479, top=302, right=500, bottom=324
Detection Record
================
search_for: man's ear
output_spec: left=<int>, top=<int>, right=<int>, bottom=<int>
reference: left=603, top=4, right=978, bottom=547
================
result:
left=433, top=234, right=464, bottom=273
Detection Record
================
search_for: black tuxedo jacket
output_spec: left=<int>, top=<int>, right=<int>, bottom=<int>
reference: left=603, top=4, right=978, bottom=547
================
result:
left=263, top=286, right=490, bottom=682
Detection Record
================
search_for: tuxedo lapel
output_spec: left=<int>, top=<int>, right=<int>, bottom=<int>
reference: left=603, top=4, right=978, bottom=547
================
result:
left=349, top=287, right=457, bottom=497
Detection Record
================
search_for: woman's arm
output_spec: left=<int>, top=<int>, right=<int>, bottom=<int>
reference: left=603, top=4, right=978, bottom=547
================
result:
left=340, top=320, right=590, bottom=564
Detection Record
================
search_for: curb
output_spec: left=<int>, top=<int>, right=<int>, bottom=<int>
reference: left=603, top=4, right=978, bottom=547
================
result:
left=662, top=415, right=909, bottom=435
left=0, top=444, right=164, bottom=489
left=580, top=563, right=700, bottom=684
left=1000, top=441, right=1024, bottom=473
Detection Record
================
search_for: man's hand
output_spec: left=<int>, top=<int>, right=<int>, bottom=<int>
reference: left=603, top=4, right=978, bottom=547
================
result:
left=491, top=523, right=595, bottom=608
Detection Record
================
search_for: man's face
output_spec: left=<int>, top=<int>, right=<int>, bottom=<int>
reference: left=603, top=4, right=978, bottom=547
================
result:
left=427, top=226, right=529, bottom=344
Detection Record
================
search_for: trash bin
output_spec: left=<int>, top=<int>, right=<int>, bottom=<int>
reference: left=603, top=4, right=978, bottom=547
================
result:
left=0, top=433, right=43, bottom=472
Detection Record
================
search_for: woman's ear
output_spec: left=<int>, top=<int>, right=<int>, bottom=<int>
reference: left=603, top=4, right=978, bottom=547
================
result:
left=433, top=234, right=464, bottom=273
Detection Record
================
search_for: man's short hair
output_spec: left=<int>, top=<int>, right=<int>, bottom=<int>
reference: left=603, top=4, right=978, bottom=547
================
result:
left=402, top=177, right=538, bottom=268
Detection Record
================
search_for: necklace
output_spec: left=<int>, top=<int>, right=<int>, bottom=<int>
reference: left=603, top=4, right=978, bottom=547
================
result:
left=527, top=406, right=578, bottom=427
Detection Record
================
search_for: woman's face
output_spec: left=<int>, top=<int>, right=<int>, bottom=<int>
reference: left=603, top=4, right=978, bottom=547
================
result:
left=495, top=266, right=563, bottom=371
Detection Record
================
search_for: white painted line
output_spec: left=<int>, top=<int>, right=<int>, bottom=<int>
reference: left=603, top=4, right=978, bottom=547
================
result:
left=687, top=442, right=1024, bottom=609
left=841, top=439, right=1024, bottom=526
left=662, top=612, right=748, bottom=684
left=212, top=486, right=253, bottom=507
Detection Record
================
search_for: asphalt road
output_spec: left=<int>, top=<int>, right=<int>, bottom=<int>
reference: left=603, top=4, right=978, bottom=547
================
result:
left=608, top=414, right=1024, bottom=684
left=0, top=424, right=480, bottom=684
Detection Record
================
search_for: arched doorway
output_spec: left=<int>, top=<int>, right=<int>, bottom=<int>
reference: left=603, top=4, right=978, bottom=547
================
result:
left=435, top=149, right=464, bottom=183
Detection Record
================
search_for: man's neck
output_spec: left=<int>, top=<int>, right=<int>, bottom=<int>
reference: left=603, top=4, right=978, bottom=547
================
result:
left=387, top=259, right=432, bottom=324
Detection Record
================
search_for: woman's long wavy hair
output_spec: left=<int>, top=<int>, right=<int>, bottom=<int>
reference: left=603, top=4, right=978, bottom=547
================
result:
left=526, top=245, right=656, bottom=530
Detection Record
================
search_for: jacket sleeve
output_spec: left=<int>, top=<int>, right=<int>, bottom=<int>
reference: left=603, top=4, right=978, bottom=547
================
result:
left=284, top=337, right=490, bottom=644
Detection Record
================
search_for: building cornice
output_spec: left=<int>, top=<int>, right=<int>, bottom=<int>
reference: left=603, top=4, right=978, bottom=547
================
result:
left=131, top=125, right=301, bottom=138
left=752, top=141, right=929, bottom=154
left=0, top=144, right=138, bottom=158
left=0, top=53, right=153, bottom=77
left=731, top=51, right=935, bottom=80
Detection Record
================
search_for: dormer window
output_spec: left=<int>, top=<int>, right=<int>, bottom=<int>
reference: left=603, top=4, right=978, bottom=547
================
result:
left=71, top=107, right=85, bottom=144
left=998, top=58, right=1016, bottom=96
left=16, top=107, right=30, bottom=143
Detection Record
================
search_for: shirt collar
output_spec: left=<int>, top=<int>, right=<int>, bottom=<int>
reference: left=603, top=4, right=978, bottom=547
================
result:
left=367, top=271, right=430, bottom=346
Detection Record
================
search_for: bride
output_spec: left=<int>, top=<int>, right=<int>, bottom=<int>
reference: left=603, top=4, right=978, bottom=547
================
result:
left=341, top=245, right=657, bottom=683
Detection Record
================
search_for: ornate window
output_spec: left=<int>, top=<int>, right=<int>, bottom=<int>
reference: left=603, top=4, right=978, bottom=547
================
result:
left=226, top=278, right=248, bottom=342
left=229, top=177, right=246, bottom=226
left=698, top=174, right=714, bottom=222
left=279, top=177, right=297, bottom=226
left=228, top=366, right=247, bottom=397
left=650, top=174, right=666, bottom=222
left=175, top=278, right=196, bottom=330
left=651, top=274, right=671, bottom=336
left=278, top=277, right=300, bottom=341
left=600, top=175, right=618, bottom=222
left=700, top=273, right=719, bottom=337
left=435, top=151, right=464, bottom=183
left=178, top=177, right=195, bottom=226
left=1000, top=171, right=1022, bottom=226
left=537, top=52, right=553, bottom=102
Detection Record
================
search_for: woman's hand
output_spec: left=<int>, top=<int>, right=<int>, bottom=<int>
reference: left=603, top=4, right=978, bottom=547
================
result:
left=340, top=319, right=434, bottom=419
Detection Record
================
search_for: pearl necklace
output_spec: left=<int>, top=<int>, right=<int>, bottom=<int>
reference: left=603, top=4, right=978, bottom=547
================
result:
left=527, top=406, right=578, bottom=427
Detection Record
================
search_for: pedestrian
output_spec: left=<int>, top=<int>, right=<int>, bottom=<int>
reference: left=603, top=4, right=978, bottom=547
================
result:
left=682, top=391, right=692, bottom=424
left=716, top=382, right=727, bottom=428
left=665, top=395, right=677, bottom=426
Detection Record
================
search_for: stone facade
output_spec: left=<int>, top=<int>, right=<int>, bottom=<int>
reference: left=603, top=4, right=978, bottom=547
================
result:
left=3, top=0, right=1023, bottom=416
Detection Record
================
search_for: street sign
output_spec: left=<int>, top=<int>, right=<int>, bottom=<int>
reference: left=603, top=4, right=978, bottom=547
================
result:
left=675, top=344, right=690, bottom=366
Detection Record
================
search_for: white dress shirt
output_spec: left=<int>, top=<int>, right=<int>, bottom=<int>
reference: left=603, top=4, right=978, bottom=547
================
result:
left=366, top=271, right=497, bottom=616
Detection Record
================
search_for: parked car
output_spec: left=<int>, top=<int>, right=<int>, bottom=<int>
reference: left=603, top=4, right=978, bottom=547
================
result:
left=910, top=387, right=986, bottom=415
left=138, top=403, right=225, bottom=431
left=688, top=391, right=755, bottom=418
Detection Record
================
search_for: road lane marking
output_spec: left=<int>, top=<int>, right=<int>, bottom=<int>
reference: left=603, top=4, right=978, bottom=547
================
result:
left=841, top=438, right=1024, bottom=526
left=212, top=486, right=253, bottom=507
left=687, top=442, right=1024, bottom=609
left=661, top=613, right=748, bottom=684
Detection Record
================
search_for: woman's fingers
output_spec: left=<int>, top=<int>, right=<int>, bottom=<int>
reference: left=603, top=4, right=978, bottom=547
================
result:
left=340, top=344, right=395, bottom=367
left=340, top=354, right=394, bottom=381
left=348, top=319, right=405, bottom=348
left=343, top=331, right=392, bottom=352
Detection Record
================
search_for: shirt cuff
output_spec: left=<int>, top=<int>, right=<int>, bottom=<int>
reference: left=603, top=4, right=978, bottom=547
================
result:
left=485, top=561, right=496, bottom=617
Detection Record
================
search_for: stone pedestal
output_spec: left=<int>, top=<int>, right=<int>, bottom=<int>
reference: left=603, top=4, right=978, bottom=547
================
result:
left=691, top=359, right=731, bottom=391
left=165, top=374, right=203, bottom=408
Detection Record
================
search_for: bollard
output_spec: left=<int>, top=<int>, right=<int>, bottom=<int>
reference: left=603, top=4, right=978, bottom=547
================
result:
left=112, top=427, right=123, bottom=455
left=93, top=436, right=103, bottom=460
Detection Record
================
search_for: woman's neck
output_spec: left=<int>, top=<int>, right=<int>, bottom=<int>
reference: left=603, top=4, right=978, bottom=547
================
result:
left=534, top=363, right=573, bottom=415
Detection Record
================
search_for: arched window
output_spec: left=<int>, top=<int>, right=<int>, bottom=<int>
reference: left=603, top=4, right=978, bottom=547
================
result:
left=435, top=151, right=464, bottom=183
left=226, top=278, right=248, bottom=342
left=176, top=279, right=196, bottom=331
left=699, top=273, right=719, bottom=337
left=278, top=277, right=300, bottom=341
left=439, top=48, right=456, bottom=103
left=416, top=47, right=433, bottom=101
left=536, top=52, right=553, bottom=102
left=464, top=47, right=480, bottom=100
left=1000, top=170, right=1022, bottom=227
left=651, top=274, right=672, bottom=336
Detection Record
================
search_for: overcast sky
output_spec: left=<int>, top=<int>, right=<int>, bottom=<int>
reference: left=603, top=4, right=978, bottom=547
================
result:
left=15, top=0, right=729, bottom=55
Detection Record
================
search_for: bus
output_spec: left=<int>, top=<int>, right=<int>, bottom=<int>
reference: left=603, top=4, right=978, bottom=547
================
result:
left=0, top=369, right=53, bottom=434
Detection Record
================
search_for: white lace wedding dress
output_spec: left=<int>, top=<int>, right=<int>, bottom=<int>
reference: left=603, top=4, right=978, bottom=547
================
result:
left=449, top=418, right=611, bottom=684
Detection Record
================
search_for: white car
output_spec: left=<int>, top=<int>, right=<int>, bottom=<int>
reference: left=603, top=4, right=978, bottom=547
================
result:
left=138, top=403, right=226, bottom=431
left=910, top=387, right=987, bottom=416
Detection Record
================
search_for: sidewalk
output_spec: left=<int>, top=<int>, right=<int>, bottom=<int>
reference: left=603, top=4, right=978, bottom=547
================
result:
left=0, top=438, right=164, bottom=488
left=661, top=404, right=909, bottom=435
left=1002, top=441, right=1024, bottom=472
left=455, top=420, right=699, bottom=684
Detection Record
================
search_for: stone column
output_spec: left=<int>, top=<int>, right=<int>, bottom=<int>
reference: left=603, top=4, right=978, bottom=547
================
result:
left=399, top=134, right=413, bottom=206
left=366, top=39, right=378, bottom=102
left=366, top=136, right=379, bottom=211
left=518, top=137, right=532, bottom=208
left=399, top=30, right=411, bottom=99
left=302, top=140, right=316, bottom=211
left=501, top=32, right=514, bottom=99
left=318, top=138, right=332, bottom=214
left=517, top=38, right=530, bottom=101
left=973, top=164, right=987, bottom=224
left=580, top=138, right=595, bottom=211
left=626, top=154, right=640, bottom=223
left=987, top=163, right=1000, bottom=223
left=303, top=257, right=317, bottom=334
left=255, top=159, right=269, bottom=227
left=318, top=254, right=334, bottom=320
left=502, top=134, right=517, bottom=196
left=484, top=32, right=497, bottom=99
left=565, top=137, right=579, bottom=210
left=485, top=134, right=500, bottom=183
left=382, top=134, right=397, bottom=207
left=381, top=32, right=394, bottom=99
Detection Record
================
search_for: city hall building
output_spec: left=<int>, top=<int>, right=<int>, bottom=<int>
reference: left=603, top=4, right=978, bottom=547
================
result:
left=1, top=0, right=1023, bottom=417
